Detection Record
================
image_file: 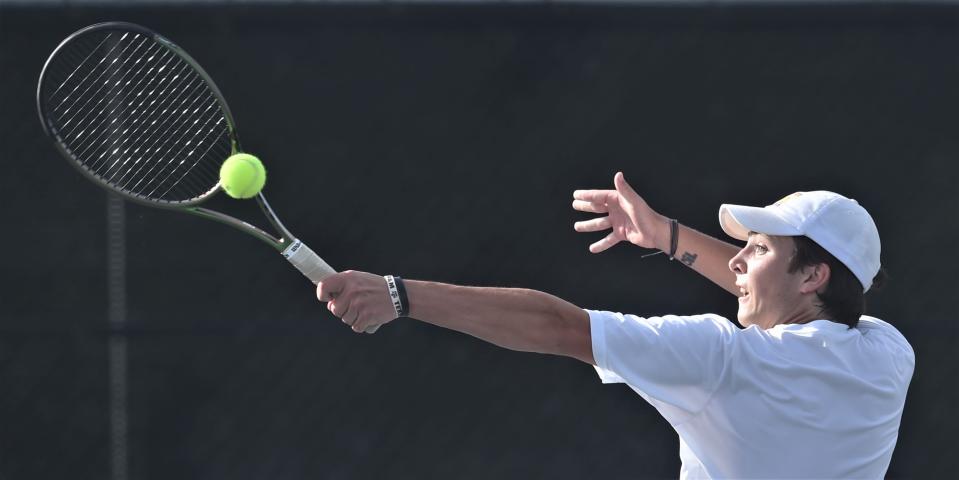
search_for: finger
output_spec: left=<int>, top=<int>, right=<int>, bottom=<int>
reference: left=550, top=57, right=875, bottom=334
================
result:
left=351, top=302, right=383, bottom=334
left=352, top=322, right=377, bottom=334
left=340, top=301, right=362, bottom=326
left=330, top=297, right=352, bottom=319
left=613, top=172, right=638, bottom=200
left=317, top=272, right=346, bottom=302
left=572, top=189, right=611, bottom=203
left=572, top=199, right=608, bottom=214
left=342, top=304, right=359, bottom=326
left=352, top=317, right=381, bottom=334
left=574, top=216, right=612, bottom=233
left=589, top=233, right=620, bottom=253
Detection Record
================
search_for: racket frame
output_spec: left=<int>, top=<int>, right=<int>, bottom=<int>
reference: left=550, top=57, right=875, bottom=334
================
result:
left=37, top=21, right=295, bottom=252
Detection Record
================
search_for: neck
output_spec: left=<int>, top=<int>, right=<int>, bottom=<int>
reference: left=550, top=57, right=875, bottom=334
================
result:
left=769, top=302, right=827, bottom=329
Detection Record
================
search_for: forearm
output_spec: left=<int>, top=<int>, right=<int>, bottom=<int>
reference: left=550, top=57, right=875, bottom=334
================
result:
left=668, top=223, right=742, bottom=296
left=405, top=280, right=593, bottom=364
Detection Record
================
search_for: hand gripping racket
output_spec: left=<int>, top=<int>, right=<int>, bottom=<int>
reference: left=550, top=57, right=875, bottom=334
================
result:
left=37, top=22, right=378, bottom=333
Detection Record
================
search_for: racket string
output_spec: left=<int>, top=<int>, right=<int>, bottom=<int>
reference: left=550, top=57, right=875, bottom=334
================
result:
left=53, top=35, right=154, bottom=128
left=55, top=38, right=174, bottom=165
left=46, top=33, right=115, bottom=101
left=129, top=95, right=227, bottom=193
left=49, top=32, right=134, bottom=115
left=80, top=74, right=208, bottom=193
left=58, top=41, right=171, bottom=145
left=128, top=103, right=224, bottom=194
left=64, top=47, right=181, bottom=170
left=112, top=66, right=227, bottom=198
left=65, top=46, right=184, bottom=163
left=150, top=123, right=229, bottom=199
left=96, top=69, right=208, bottom=186
left=118, top=93, right=224, bottom=192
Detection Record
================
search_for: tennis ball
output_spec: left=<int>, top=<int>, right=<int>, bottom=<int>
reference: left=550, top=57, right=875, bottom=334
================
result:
left=220, top=153, right=266, bottom=199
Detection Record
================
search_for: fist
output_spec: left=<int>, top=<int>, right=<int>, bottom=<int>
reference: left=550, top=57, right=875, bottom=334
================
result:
left=317, top=270, right=397, bottom=333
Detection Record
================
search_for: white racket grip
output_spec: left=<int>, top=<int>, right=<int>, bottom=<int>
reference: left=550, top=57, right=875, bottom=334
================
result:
left=282, top=239, right=380, bottom=334
left=282, top=239, right=335, bottom=284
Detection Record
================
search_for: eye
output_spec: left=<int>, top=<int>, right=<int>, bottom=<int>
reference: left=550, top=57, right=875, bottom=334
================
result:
left=755, top=244, right=768, bottom=254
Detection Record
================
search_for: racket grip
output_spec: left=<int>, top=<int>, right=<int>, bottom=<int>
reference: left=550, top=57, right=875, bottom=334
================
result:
left=282, top=239, right=335, bottom=283
left=282, top=239, right=380, bottom=334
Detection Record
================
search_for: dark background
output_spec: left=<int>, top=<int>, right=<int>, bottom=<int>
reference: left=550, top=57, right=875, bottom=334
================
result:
left=1, top=3, right=956, bottom=479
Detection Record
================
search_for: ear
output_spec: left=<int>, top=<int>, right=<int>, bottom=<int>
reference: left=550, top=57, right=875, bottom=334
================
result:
left=799, top=263, right=831, bottom=295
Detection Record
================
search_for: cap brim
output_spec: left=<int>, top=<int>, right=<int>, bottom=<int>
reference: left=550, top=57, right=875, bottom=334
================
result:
left=719, top=204, right=802, bottom=241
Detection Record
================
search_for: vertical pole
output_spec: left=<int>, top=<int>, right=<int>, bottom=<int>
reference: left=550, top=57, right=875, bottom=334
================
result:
left=107, top=193, right=129, bottom=480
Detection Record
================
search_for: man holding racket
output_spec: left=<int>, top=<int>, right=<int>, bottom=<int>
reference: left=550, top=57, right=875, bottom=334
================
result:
left=317, top=172, right=914, bottom=478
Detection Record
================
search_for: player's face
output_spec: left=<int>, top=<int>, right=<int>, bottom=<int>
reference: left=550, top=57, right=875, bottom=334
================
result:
left=728, top=233, right=804, bottom=329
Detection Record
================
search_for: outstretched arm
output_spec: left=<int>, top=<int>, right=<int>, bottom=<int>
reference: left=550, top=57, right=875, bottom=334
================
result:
left=317, top=272, right=593, bottom=364
left=572, top=172, right=742, bottom=296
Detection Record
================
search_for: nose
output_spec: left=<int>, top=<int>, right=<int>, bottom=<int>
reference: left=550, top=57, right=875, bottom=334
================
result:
left=729, top=248, right=747, bottom=274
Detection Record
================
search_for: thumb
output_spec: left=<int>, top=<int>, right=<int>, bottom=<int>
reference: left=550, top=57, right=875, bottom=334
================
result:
left=614, top=171, right=638, bottom=200
left=316, top=272, right=346, bottom=302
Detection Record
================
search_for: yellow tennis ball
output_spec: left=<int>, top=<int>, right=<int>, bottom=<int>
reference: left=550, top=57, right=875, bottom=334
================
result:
left=220, top=153, right=266, bottom=199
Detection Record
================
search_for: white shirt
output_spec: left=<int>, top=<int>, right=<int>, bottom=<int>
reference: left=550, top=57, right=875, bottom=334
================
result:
left=589, top=310, right=914, bottom=479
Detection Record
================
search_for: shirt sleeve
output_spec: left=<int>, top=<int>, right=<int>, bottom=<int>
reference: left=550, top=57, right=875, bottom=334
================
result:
left=588, top=309, right=738, bottom=424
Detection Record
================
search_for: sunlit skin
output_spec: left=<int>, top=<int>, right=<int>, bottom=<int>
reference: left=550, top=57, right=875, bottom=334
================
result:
left=728, top=233, right=832, bottom=329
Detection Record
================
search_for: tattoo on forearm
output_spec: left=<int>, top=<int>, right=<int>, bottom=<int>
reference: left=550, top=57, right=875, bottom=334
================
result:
left=680, top=251, right=698, bottom=267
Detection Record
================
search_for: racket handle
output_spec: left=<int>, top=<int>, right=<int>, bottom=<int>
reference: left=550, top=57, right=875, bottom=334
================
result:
left=282, top=239, right=380, bottom=334
left=282, top=239, right=335, bottom=283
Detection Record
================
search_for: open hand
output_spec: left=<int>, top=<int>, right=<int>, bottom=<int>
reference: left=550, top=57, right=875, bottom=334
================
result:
left=572, top=172, right=669, bottom=253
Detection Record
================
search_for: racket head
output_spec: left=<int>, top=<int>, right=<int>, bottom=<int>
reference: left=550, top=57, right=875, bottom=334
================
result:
left=37, top=22, right=239, bottom=207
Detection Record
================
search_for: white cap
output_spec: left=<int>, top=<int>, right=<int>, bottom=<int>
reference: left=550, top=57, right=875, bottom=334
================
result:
left=718, top=191, right=881, bottom=292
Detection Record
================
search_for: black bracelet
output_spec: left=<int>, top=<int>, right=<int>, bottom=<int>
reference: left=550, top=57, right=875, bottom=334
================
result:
left=394, top=276, right=410, bottom=317
left=668, top=218, right=679, bottom=261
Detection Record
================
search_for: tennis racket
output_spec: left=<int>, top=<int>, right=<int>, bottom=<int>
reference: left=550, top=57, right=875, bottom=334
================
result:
left=37, top=22, right=378, bottom=333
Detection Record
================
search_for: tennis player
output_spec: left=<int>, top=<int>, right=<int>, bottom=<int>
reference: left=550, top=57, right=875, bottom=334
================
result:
left=317, top=172, right=914, bottom=478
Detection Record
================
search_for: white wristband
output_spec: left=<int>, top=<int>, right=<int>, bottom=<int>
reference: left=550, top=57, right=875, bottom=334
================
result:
left=384, top=275, right=403, bottom=318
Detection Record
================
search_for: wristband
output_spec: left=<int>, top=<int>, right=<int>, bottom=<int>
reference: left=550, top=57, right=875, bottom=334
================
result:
left=394, top=276, right=410, bottom=317
left=384, top=275, right=409, bottom=318
left=668, top=218, right=679, bottom=261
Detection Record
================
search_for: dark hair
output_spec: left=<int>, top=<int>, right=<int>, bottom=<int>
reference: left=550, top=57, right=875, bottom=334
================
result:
left=788, top=236, right=887, bottom=328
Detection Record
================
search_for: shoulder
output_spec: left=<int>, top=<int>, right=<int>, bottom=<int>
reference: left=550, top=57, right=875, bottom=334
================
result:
left=856, top=315, right=915, bottom=362
left=587, top=310, right=737, bottom=333
left=587, top=310, right=740, bottom=351
left=586, top=310, right=740, bottom=413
